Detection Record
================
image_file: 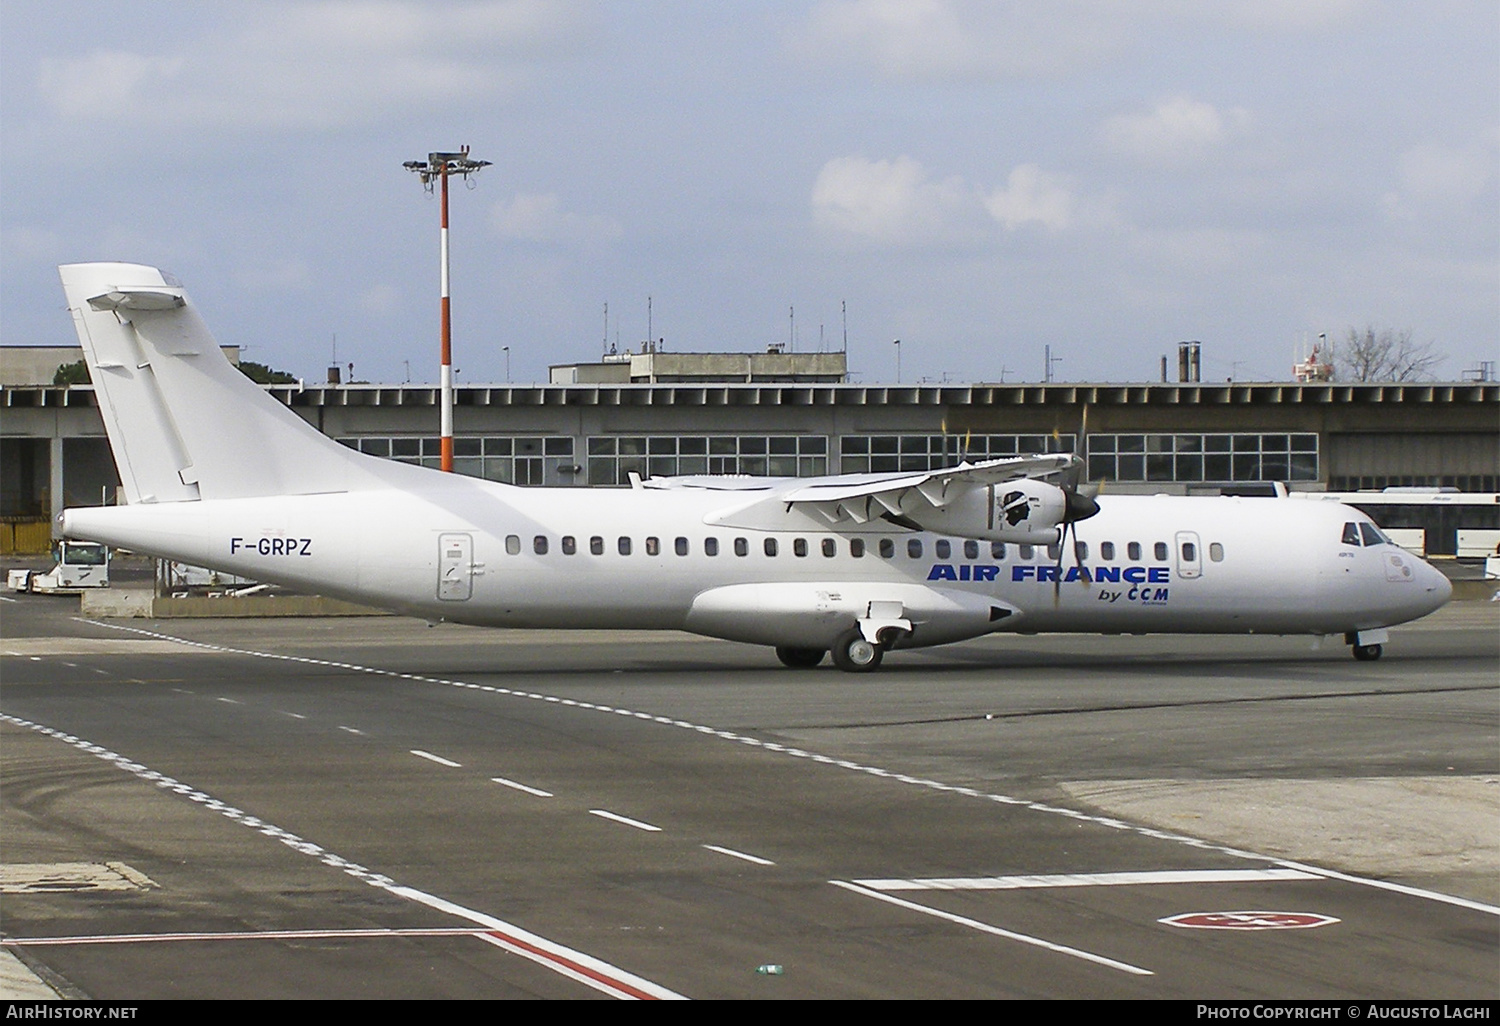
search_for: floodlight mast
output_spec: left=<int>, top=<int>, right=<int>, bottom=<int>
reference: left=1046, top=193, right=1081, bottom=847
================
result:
left=403, top=147, right=491, bottom=472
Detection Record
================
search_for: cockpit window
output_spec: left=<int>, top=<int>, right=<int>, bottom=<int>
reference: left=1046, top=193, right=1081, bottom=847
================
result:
left=1341, top=522, right=1361, bottom=546
left=1359, top=522, right=1388, bottom=547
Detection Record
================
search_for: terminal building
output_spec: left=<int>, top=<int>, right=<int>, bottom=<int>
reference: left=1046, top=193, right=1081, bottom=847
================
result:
left=3, top=345, right=1497, bottom=554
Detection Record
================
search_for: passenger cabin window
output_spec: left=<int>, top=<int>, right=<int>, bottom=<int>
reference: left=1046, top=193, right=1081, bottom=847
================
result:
left=1209, top=542, right=1225, bottom=562
left=1019, top=544, right=1034, bottom=560
left=1181, top=541, right=1196, bottom=561
left=1127, top=542, right=1141, bottom=561
left=907, top=539, right=923, bottom=559
left=1342, top=522, right=1362, bottom=546
left=793, top=538, right=808, bottom=557
left=505, top=535, right=521, bottom=555
left=764, top=538, right=778, bottom=557
left=1154, top=542, right=1168, bottom=561
left=534, top=535, right=548, bottom=555
left=618, top=536, right=632, bottom=556
left=561, top=536, right=576, bottom=555
left=879, top=539, right=895, bottom=558
left=1359, top=523, right=1386, bottom=547
left=850, top=539, right=865, bottom=558
left=1046, top=543, right=1061, bottom=561
left=822, top=538, right=837, bottom=557
left=734, top=537, right=748, bottom=557
left=935, top=539, right=951, bottom=559
left=1100, top=541, right=1115, bottom=560
left=590, top=536, right=604, bottom=555
left=1077, top=542, right=1089, bottom=560
left=705, top=537, right=719, bottom=556
left=645, top=537, right=660, bottom=556
left=964, top=540, right=979, bottom=560
left=675, top=537, right=689, bottom=556
left=991, top=541, right=1006, bottom=559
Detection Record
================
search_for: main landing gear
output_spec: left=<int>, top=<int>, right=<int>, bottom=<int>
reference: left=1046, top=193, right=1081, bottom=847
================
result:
left=775, top=632, right=885, bottom=672
left=829, top=628, right=883, bottom=673
left=775, top=646, right=826, bottom=669
left=1352, top=643, right=1383, bottom=661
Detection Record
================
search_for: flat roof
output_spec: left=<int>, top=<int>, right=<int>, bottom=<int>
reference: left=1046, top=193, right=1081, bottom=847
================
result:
left=5, top=380, right=1498, bottom=409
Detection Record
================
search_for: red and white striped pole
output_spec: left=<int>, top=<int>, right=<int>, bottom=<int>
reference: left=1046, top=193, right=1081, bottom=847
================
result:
left=404, top=148, right=490, bottom=474
left=438, top=162, right=453, bottom=473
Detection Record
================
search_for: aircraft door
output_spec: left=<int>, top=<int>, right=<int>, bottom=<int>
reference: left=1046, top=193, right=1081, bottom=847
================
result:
left=1174, top=531, right=1202, bottom=580
left=438, top=533, right=474, bottom=601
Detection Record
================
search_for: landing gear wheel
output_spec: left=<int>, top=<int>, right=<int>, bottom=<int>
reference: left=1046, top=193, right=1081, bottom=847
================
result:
left=1352, top=643, right=1383, bottom=661
left=830, top=629, right=883, bottom=673
left=775, top=646, right=826, bottom=669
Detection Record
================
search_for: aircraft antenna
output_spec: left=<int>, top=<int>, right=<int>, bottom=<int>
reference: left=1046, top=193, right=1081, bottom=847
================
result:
left=403, top=146, right=491, bottom=472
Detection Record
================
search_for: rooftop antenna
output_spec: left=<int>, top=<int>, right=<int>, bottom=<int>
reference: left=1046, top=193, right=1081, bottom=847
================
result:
left=841, top=300, right=848, bottom=354
left=403, top=145, right=491, bottom=472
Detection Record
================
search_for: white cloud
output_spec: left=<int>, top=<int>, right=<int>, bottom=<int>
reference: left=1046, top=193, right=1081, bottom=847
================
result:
left=358, top=283, right=402, bottom=316
left=1101, top=96, right=1249, bottom=167
left=798, top=0, right=1123, bottom=80
left=1381, top=132, right=1498, bottom=220
left=490, top=192, right=622, bottom=248
left=796, top=1, right=1368, bottom=82
left=811, top=154, right=979, bottom=244
left=983, top=165, right=1074, bottom=231
left=813, top=156, right=1097, bottom=243
left=34, top=1, right=587, bottom=131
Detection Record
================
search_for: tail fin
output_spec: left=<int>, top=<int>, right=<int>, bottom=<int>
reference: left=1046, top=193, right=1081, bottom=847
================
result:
left=61, top=263, right=377, bottom=503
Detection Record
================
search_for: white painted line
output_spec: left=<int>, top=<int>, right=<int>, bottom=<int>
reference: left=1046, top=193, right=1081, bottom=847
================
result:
left=393, top=886, right=684, bottom=999
left=73, top=619, right=1500, bottom=919
left=492, top=777, right=553, bottom=798
left=832, top=881, right=1153, bottom=976
left=280, top=712, right=307, bottom=720
left=1274, top=859, right=1500, bottom=917
left=855, top=868, right=1321, bottom=892
left=0, top=595, right=18, bottom=602
left=339, top=726, right=365, bottom=735
left=702, top=844, right=775, bottom=866
left=411, top=749, right=459, bottom=767
left=1, top=711, right=684, bottom=1001
left=589, top=809, right=662, bottom=832
left=215, top=697, right=241, bottom=705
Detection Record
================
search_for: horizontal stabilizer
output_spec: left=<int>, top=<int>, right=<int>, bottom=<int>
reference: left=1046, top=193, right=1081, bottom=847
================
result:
left=60, top=263, right=396, bottom=503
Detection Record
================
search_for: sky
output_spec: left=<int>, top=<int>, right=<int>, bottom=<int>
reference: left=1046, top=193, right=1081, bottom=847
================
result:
left=2, top=1, right=1496, bottom=386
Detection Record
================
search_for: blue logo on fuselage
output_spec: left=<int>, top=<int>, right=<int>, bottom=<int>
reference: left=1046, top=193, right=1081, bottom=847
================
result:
left=926, top=563, right=1171, bottom=584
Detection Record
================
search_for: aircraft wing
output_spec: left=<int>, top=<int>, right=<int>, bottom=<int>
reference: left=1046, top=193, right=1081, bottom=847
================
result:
left=774, top=454, right=1076, bottom=526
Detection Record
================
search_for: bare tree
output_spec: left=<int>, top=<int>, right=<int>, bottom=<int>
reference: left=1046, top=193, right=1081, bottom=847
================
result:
left=1333, top=326, right=1444, bottom=382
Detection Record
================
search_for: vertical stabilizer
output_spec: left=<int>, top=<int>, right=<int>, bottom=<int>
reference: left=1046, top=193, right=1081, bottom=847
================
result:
left=60, top=263, right=380, bottom=502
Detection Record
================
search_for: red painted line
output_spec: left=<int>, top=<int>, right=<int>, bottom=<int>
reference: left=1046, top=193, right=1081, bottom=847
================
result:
left=479, top=931, right=660, bottom=1000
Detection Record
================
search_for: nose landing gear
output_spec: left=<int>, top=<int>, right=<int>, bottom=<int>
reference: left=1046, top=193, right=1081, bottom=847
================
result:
left=1345, top=628, right=1388, bottom=661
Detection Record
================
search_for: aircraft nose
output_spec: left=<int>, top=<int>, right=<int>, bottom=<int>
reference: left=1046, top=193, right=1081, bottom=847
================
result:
left=1424, top=560, right=1453, bottom=607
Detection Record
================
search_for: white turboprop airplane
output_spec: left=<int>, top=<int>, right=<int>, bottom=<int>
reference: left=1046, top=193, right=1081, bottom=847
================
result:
left=57, top=262, right=1451, bottom=671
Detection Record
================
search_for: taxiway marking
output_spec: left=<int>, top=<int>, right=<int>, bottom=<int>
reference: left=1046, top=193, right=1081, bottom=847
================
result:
left=0, top=712, right=685, bottom=1000
left=67, top=619, right=1500, bottom=918
left=411, top=749, right=461, bottom=767
left=589, top=809, right=662, bottom=832
left=702, top=844, right=775, bottom=866
left=492, top=776, right=553, bottom=798
left=856, top=868, right=1321, bottom=891
left=831, top=880, right=1154, bottom=976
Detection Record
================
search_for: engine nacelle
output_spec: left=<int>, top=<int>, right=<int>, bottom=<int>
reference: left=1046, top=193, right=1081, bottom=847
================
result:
left=907, top=479, right=1068, bottom=544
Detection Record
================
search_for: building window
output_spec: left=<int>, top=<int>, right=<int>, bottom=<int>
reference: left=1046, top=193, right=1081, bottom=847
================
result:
left=585, top=434, right=827, bottom=485
left=336, top=435, right=574, bottom=485
left=840, top=433, right=1075, bottom=474
left=1085, top=433, right=1317, bottom=483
